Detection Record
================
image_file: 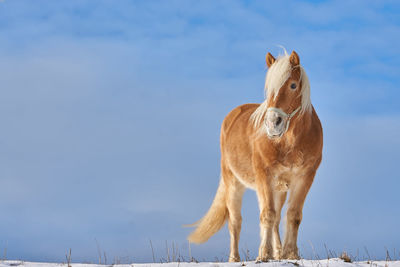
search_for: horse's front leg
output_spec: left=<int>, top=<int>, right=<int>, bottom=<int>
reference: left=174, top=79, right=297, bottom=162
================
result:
left=282, top=171, right=315, bottom=259
left=255, top=167, right=276, bottom=262
left=272, top=190, right=287, bottom=259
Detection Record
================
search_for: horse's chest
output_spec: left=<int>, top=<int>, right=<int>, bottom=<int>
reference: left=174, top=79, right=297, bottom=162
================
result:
left=270, top=151, right=306, bottom=191
left=270, top=166, right=300, bottom=191
left=277, top=149, right=304, bottom=167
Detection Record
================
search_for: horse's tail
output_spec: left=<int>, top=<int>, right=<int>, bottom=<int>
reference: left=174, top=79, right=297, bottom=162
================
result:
left=187, top=178, right=228, bottom=244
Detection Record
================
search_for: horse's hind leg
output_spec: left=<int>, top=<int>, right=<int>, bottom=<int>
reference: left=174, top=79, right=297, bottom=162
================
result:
left=223, top=167, right=245, bottom=262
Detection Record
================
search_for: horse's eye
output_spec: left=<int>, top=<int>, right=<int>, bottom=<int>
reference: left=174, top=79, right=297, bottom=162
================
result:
left=290, top=83, right=297, bottom=90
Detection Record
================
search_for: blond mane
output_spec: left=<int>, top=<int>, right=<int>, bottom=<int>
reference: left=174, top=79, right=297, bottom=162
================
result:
left=250, top=52, right=312, bottom=127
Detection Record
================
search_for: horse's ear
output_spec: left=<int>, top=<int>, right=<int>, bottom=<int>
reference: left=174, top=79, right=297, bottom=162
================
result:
left=266, top=53, right=276, bottom=68
left=289, top=50, right=300, bottom=66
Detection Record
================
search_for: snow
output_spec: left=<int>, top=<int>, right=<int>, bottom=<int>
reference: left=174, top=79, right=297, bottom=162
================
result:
left=1, top=259, right=400, bottom=267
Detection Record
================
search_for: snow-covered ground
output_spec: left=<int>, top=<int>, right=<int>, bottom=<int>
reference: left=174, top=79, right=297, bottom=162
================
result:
left=1, top=259, right=400, bottom=267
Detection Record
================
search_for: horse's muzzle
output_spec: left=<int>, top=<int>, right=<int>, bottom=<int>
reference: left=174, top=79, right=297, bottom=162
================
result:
left=265, top=109, right=287, bottom=138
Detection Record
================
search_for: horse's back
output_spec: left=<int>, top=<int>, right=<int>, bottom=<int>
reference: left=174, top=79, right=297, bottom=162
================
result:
left=221, top=103, right=259, bottom=138
left=220, top=103, right=260, bottom=188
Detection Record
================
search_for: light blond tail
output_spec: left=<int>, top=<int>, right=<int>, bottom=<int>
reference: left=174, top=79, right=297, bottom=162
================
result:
left=187, top=178, right=228, bottom=244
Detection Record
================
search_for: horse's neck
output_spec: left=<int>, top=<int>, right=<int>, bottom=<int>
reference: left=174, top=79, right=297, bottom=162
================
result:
left=283, top=107, right=314, bottom=146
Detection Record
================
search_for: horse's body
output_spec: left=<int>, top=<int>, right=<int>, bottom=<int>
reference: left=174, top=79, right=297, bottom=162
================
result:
left=188, top=51, right=323, bottom=261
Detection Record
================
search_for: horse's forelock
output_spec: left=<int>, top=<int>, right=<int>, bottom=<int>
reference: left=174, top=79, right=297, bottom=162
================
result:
left=265, top=55, right=292, bottom=101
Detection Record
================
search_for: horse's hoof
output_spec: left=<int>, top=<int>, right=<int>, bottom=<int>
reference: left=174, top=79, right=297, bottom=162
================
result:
left=229, top=257, right=240, bottom=262
left=273, top=250, right=282, bottom=260
left=255, top=256, right=272, bottom=263
left=281, top=251, right=300, bottom=260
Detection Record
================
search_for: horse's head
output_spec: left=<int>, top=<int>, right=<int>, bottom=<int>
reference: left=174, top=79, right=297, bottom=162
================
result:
left=261, top=50, right=311, bottom=139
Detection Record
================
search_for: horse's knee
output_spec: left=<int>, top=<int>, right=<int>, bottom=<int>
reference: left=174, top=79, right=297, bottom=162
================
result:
left=260, top=209, right=276, bottom=227
left=274, top=215, right=281, bottom=228
left=287, top=209, right=302, bottom=227
left=228, top=213, right=242, bottom=226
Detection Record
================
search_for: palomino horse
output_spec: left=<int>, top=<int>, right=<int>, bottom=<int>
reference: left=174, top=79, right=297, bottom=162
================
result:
left=187, top=50, right=323, bottom=261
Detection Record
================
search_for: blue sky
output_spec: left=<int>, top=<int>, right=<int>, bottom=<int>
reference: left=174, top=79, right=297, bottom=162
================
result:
left=0, top=0, right=399, bottom=263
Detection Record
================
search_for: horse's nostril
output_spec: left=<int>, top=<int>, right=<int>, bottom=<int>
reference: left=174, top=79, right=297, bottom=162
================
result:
left=276, top=117, right=282, bottom=126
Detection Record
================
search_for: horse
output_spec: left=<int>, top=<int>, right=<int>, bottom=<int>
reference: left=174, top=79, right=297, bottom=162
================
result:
left=187, top=50, right=323, bottom=262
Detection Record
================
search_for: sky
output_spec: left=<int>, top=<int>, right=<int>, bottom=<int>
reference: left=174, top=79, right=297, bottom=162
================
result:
left=0, top=0, right=399, bottom=264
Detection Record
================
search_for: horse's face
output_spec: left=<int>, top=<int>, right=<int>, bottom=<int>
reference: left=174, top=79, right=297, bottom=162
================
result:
left=264, top=51, right=303, bottom=138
